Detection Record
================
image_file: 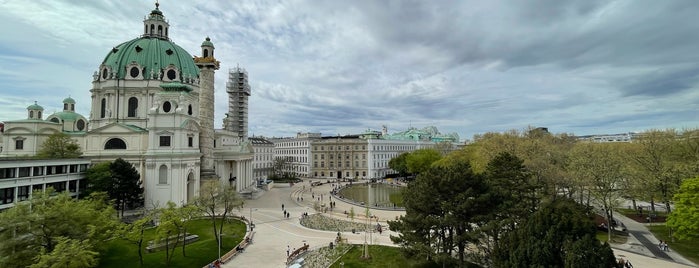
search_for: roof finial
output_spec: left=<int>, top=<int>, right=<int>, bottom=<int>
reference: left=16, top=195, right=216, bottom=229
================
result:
left=155, top=0, right=160, bottom=9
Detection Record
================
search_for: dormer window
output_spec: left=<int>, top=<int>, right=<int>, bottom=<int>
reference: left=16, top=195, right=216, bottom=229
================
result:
left=163, top=66, right=180, bottom=81
left=125, top=62, right=143, bottom=80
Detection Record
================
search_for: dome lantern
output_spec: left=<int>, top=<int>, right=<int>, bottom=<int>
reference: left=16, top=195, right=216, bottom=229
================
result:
left=27, top=101, right=44, bottom=120
left=62, top=96, right=76, bottom=112
left=142, top=1, right=170, bottom=40
left=201, top=37, right=215, bottom=58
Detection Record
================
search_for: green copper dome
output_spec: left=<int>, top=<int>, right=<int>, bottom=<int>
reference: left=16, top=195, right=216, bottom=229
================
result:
left=201, top=37, right=214, bottom=48
left=27, top=102, right=44, bottom=110
left=48, top=111, right=82, bottom=121
left=62, top=97, right=76, bottom=104
left=101, top=37, right=200, bottom=80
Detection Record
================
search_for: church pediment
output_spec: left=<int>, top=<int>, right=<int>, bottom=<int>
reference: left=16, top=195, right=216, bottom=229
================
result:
left=89, top=122, right=148, bottom=134
left=180, top=119, right=200, bottom=132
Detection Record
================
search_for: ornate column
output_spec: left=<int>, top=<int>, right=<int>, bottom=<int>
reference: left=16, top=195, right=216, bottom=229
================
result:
left=195, top=37, right=220, bottom=180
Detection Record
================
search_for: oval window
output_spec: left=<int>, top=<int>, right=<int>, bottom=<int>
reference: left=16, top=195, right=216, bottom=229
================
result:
left=130, top=67, right=139, bottom=78
left=76, top=119, right=85, bottom=131
left=102, top=68, right=108, bottom=79
left=188, top=105, right=193, bottom=115
left=167, top=69, right=177, bottom=80
left=163, top=101, right=172, bottom=113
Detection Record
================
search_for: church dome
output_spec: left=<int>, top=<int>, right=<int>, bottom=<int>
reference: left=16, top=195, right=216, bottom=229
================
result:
left=27, top=102, right=44, bottom=110
left=62, top=97, right=76, bottom=104
left=98, top=3, right=199, bottom=82
left=100, top=37, right=199, bottom=80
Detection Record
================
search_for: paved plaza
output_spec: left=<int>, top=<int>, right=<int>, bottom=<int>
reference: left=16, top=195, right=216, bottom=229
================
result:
left=224, top=180, right=697, bottom=268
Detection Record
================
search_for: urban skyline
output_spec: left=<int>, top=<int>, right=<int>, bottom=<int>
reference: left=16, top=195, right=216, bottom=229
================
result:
left=1, top=0, right=697, bottom=139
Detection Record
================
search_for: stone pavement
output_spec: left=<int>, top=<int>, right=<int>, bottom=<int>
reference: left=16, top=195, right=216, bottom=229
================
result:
left=224, top=180, right=697, bottom=268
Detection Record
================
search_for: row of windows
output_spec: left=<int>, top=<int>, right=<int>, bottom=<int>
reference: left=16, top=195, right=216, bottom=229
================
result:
left=0, top=164, right=88, bottom=179
left=314, top=154, right=365, bottom=160
left=313, top=145, right=366, bottom=151
left=312, top=171, right=367, bottom=178
left=99, top=97, right=194, bottom=119
left=276, top=141, right=308, bottom=147
left=372, top=145, right=416, bottom=151
left=313, top=161, right=366, bottom=168
left=0, top=180, right=85, bottom=206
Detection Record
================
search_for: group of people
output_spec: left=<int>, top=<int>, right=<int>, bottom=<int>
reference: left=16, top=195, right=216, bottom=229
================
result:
left=658, top=240, right=670, bottom=251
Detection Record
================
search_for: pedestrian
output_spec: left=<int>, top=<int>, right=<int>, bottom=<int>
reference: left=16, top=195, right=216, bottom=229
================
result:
left=282, top=204, right=285, bottom=210
left=301, top=196, right=304, bottom=201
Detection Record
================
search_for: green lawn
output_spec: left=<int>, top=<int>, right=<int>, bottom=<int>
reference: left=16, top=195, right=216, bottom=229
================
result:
left=595, top=231, right=628, bottom=244
left=99, top=218, right=246, bottom=268
left=647, top=224, right=699, bottom=265
left=329, top=245, right=480, bottom=268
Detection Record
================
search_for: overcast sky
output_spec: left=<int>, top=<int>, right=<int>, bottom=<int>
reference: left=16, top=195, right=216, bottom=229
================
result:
left=1, top=0, right=697, bottom=140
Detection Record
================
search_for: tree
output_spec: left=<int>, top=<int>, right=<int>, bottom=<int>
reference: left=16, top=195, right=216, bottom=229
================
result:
left=110, top=158, right=144, bottom=217
left=29, top=237, right=99, bottom=268
left=405, top=148, right=442, bottom=174
left=85, top=162, right=112, bottom=196
left=388, top=152, right=409, bottom=177
left=118, top=210, right=155, bottom=266
left=156, top=202, right=183, bottom=267
left=193, top=180, right=244, bottom=245
left=478, top=152, right=538, bottom=263
left=492, top=198, right=617, bottom=268
left=85, top=158, right=144, bottom=217
left=37, top=132, right=82, bottom=158
left=0, top=190, right=118, bottom=268
left=568, top=142, right=626, bottom=242
left=667, top=176, right=699, bottom=241
left=389, top=161, right=494, bottom=266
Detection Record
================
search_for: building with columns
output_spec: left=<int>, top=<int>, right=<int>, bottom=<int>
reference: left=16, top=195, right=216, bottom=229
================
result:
left=0, top=3, right=253, bottom=209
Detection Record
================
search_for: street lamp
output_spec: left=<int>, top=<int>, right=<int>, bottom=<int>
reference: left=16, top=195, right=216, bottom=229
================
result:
left=218, top=231, right=222, bottom=261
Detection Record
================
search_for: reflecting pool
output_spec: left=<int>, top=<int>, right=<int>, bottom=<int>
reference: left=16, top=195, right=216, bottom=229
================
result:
left=336, top=183, right=404, bottom=209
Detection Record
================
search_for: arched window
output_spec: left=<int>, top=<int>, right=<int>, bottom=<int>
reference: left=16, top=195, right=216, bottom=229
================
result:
left=100, top=98, right=106, bottom=118
left=104, top=138, right=127, bottom=149
left=188, top=105, right=193, bottom=115
left=158, top=25, right=163, bottom=36
left=159, top=165, right=168, bottom=184
left=29, top=111, right=34, bottom=118
left=38, top=111, right=42, bottom=118
left=127, top=97, right=138, bottom=117
left=203, top=49, right=209, bottom=58
left=63, top=103, right=68, bottom=110
left=50, top=118, right=60, bottom=123
left=150, top=24, right=154, bottom=34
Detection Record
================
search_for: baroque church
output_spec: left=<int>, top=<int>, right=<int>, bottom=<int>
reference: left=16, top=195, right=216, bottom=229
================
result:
left=0, top=3, right=254, bottom=208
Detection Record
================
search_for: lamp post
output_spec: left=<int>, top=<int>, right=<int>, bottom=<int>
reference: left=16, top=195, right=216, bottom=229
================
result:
left=249, top=208, right=257, bottom=231
left=218, top=231, right=222, bottom=261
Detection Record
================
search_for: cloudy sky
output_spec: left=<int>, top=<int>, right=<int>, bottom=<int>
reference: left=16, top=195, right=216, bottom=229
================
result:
left=1, top=0, right=697, bottom=140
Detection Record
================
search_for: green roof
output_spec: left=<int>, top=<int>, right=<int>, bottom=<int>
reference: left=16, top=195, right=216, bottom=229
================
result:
left=62, top=97, right=76, bottom=104
left=27, top=102, right=44, bottom=110
left=47, top=111, right=84, bottom=122
left=160, top=82, right=193, bottom=92
left=201, top=37, right=214, bottom=48
left=101, top=37, right=200, bottom=80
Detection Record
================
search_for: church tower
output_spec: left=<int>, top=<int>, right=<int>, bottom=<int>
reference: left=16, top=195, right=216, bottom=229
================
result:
left=194, top=37, right=220, bottom=180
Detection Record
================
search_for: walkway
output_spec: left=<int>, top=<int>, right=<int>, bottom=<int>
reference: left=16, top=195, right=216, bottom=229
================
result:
left=224, top=180, right=697, bottom=268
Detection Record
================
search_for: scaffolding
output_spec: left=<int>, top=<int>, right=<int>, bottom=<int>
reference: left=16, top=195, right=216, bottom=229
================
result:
left=224, top=67, right=250, bottom=140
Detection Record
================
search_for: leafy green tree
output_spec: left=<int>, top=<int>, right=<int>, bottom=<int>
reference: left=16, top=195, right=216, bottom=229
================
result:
left=492, top=198, right=617, bottom=268
left=479, top=152, right=538, bottom=262
left=667, top=176, right=699, bottom=241
left=85, top=158, right=143, bottom=217
left=405, top=148, right=442, bottom=174
left=156, top=202, right=182, bottom=267
left=389, top=161, right=494, bottom=266
left=37, top=132, right=82, bottom=158
left=110, top=158, right=144, bottom=216
left=569, top=142, right=626, bottom=242
left=388, top=152, right=409, bottom=177
left=118, top=210, right=154, bottom=266
left=29, top=237, right=99, bottom=268
left=0, top=190, right=118, bottom=268
left=193, top=181, right=244, bottom=245
left=85, top=161, right=112, bottom=196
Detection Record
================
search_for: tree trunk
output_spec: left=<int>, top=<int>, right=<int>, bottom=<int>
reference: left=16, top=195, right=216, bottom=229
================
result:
left=182, top=226, right=187, bottom=257
left=138, top=229, right=144, bottom=266
left=631, top=199, right=637, bottom=211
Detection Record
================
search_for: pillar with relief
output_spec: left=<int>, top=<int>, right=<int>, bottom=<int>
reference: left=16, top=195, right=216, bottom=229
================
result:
left=195, top=37, right=220, bottom=180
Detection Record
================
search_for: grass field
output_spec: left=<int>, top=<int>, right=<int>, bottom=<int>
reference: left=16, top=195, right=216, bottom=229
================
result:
left=99, top=218, right=246, bottom=268
left=329, top=245, right=480, bottom=268
left=647, top=224, right=699, bottom=266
